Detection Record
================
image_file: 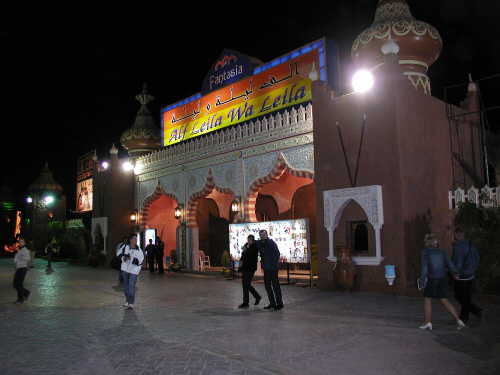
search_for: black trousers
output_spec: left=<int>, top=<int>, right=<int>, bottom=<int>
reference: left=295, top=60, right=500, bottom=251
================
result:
left=454, top=279, right=481, bottom=321
left=242, top=271, right=260, bottom=304
left=13, top=268, right=29, bottom=302
left=264, top=269, right=282, bottom=307
left=148, top=256, right=156, bottom=272
left=156, top=254, right=164, bottom=274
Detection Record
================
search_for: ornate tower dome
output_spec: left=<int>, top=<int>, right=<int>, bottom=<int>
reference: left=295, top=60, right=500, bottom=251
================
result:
left=28, top=162, right=63, bottom=193
left=120, top=83, right=161, bottom=157
left=351, top=0, right=442, bottom=95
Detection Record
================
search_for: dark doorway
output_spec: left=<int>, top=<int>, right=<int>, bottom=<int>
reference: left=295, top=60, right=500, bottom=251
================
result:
left=255, top=194, right=279, bottom=221
left=208, top=214, right=229, bottom=266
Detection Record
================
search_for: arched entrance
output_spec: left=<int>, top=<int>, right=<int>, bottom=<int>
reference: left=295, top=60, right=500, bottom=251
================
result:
left=142, top=189, right=178, bottom=259
left=186, top=173, right=235, bottom=269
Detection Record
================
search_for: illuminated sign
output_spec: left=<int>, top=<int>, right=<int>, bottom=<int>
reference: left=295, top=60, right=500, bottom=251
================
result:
left=162, top=40, right=330, bottom=147
left=201, top=49, right=260, bottom=94
left=76, top=178, right=93, bottom=212
left=229, top=218, right=310, bottom=263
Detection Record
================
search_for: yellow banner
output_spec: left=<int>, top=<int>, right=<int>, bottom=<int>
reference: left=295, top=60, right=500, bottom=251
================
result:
left=164, top=78, right=311, bottom=146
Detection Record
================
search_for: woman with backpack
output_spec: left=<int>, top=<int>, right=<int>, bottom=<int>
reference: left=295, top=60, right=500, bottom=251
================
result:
left=119, top=234, right=144, bottom=310
left=418, top=233, right=465, bottom=331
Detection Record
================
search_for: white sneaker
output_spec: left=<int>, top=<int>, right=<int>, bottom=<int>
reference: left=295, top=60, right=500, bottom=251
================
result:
left=122, top=302, right=129, bottom=307
left=419, top=322, right=432, bottom=330
left=457, top=320, right=466, bottom=330
left=126, top=304, right=134, bottom=310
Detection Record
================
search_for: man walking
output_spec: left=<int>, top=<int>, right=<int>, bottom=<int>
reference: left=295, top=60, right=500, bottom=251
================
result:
left=13, top=238, right=31, bottom=304
left=258, top=230, right=283, bottom=311
left=237, top=235, right=261, bottom=308
left=145, top=239, right=156, bottom=273
left=452, top=228, right=482, bottom=323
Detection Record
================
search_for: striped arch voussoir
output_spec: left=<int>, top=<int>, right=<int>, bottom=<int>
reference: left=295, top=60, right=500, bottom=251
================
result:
left=185, top=172, right=236, bottom=227
left=140, top=184, right=178, bottom=228
left=243, top=155, right=314, bottom=222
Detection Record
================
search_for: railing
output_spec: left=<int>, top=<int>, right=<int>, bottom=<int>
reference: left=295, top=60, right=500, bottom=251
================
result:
left=136, top=103, right=313, bottom=172
left=449, top=185, right=499, bottom=209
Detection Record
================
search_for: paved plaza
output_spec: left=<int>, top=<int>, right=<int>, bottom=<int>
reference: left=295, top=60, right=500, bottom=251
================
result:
left=0, top=259, right=499, bottom=375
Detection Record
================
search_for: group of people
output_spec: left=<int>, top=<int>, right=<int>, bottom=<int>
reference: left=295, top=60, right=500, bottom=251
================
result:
left=11, top=227, right=482, bottom=326
left=144, top=237, right=166, bottom=273
left=418, top=228, right=482, bottom=330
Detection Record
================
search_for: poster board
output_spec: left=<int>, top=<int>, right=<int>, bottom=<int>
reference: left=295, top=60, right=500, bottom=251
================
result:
left=229, top=218, right=309, bottom=263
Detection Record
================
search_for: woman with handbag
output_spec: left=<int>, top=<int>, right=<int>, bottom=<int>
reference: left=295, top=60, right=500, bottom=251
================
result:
left=418, top=233, right=465, bottom=331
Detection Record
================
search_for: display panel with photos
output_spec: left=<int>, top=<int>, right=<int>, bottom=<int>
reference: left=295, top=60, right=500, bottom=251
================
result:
left=229, top=219, right=309, bottom=263
left=76, top=178, right=93, bottom=212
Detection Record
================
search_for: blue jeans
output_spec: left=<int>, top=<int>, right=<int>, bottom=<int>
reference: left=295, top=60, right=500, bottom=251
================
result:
left=122, top=271, right=138, bottom=305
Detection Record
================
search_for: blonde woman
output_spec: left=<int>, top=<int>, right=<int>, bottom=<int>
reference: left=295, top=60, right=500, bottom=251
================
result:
left=418, top=233, right=465, bottom=330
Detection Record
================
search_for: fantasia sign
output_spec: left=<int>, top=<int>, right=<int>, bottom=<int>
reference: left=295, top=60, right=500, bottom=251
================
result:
left=163, top=48, right=321, bottom=147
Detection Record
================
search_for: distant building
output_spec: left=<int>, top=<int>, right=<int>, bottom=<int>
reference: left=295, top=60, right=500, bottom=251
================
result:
left=24, top=163, right=66, bottom=251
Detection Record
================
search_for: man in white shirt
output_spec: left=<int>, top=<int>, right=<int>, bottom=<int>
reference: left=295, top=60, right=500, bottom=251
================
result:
left=13, top=238, right=31, bottom=304
left=119, top=235, right=144, bottom=310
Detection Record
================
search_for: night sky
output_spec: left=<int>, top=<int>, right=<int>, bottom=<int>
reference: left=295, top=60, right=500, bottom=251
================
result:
left=2, top=0, right=499, bottom=210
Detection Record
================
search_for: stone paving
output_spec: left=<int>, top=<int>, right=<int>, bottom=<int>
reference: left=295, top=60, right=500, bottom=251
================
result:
left=0, top=258, right=499, bottom=375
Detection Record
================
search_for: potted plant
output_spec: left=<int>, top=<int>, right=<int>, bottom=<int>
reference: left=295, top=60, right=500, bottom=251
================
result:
left=220, top=250, right=232, bottom=278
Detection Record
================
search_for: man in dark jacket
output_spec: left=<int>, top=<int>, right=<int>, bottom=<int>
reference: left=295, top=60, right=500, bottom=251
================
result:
left=145, top=239, right=156, bottom=273
left=238, top=235, right=261, bottom=308
left=452, top=228, right=482, bottom=323
left=156, top=237, right=165, bottom=274
left=258, top=230, right=283, bottom=311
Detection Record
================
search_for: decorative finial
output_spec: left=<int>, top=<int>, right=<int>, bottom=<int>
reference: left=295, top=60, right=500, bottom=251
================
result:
left=136, top=82, right=154, bottom=106
left=308, top=62, right=319, bottom=81
left=110, top=144, right=118, bottom=155
left=92, top=149, right=98, bottom=161
left=467, top=73, right=477, bottom=92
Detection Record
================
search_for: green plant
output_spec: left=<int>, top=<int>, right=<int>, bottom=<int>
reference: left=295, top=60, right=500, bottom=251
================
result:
left=220, top=250, right=231, bottom=268
left=454, top=202, right=500, bottom=294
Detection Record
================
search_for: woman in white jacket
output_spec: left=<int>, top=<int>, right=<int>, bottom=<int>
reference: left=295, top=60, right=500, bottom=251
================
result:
left=118, top=234, right=144, bottom=310
left=13, top=238, right=31, bottom=304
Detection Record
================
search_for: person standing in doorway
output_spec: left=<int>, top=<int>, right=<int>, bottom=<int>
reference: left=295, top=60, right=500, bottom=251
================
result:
left=145, top=239, right=156, bottom=273
left=156, top=237, right=164, bottom=274
left=452, top=228, right=482, bottom=323
left=257, top=230, right=283, bottom=311
left=418, top=233, right=465, bottom=330
left=120, top=234, right=144, bottom=310
left=238, top=235, right=261, bottom=308
left=13, top=238, right=31, bottom=304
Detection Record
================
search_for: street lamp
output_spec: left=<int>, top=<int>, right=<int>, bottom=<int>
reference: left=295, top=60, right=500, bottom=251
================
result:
left=26, top=196, right=33, bottom=204
left=352, top=69, right=374, bottom=93
left=43, top=195, right=55, bottom=206
left=101, top=161, right=109, bottom=170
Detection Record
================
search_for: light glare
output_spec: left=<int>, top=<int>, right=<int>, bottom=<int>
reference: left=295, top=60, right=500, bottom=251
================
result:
left=122, top=161, right=134, bottom=172
left=352, top=70, right=374, bottom=93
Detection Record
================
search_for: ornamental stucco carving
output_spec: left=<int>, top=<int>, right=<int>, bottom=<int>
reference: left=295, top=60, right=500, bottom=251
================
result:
left=211, top=161, right=242, bottom=196
left=323, top=185, right=384, bottom=266
left=187, top=168, right=211, bottom=197
left=281, top=144, right=314, bottom=173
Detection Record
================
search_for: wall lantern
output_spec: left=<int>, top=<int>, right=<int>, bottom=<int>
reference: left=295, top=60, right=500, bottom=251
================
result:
left=231, top=199, right=240, bottom=213
left=26, top=196, right=33, bottom=204
left=122, top=161, right=134, bottom=172
left=174, top=204, right=184, bottom=220
left=101, top=161, right=109, bottom=170
left=130, top=210, right=138, bottom=224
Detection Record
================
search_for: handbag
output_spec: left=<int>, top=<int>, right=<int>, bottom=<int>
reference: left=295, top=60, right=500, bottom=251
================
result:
left=417, top=277, right=427, bottom=291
